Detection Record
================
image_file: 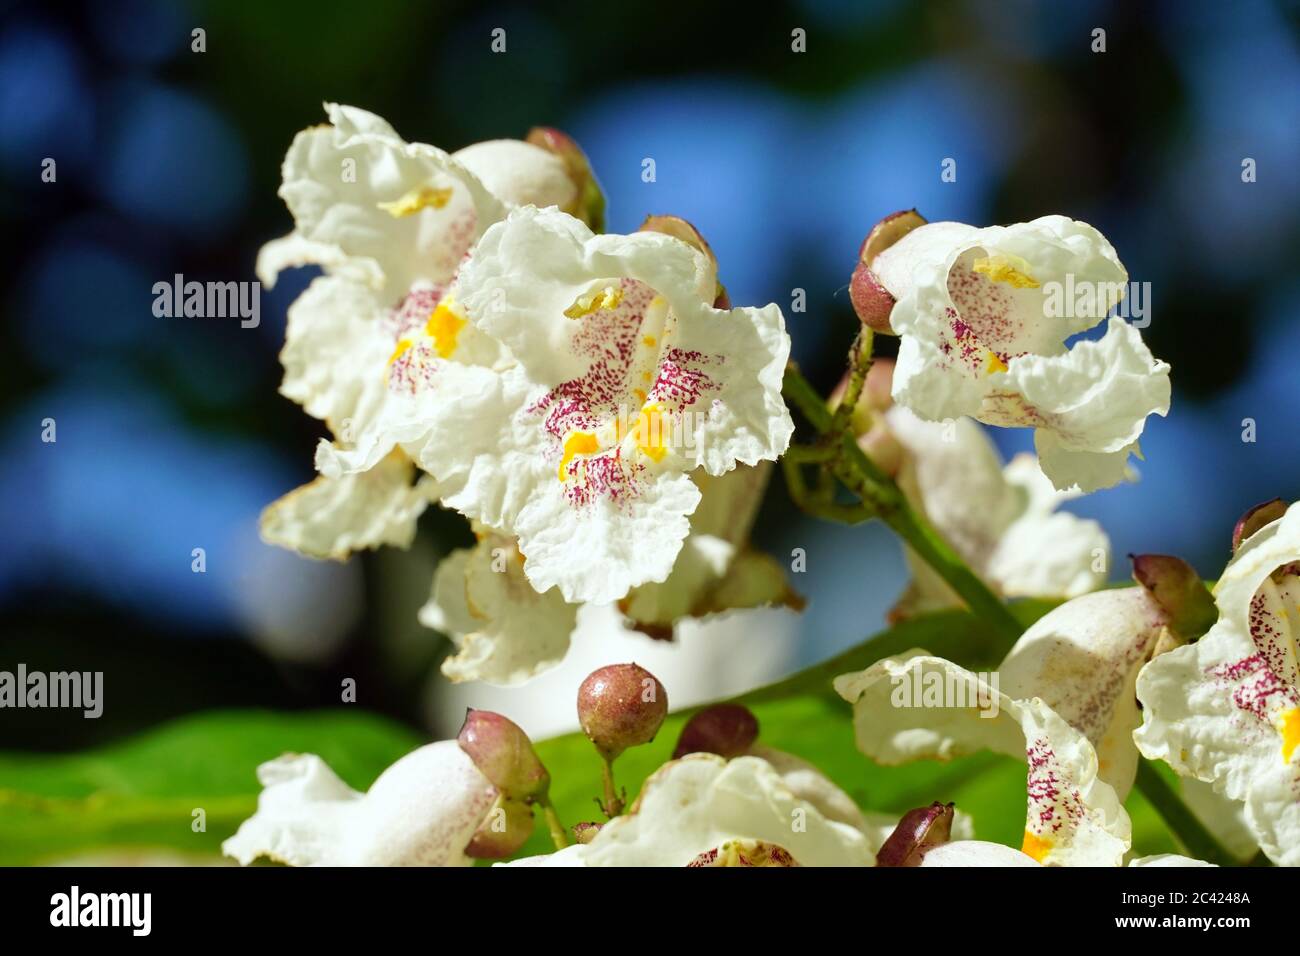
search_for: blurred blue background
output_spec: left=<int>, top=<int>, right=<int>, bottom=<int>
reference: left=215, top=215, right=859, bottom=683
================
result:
left=1, top=0, right=1297, bottom=748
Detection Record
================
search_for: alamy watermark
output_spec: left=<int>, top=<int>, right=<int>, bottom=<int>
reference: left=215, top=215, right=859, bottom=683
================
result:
left=891, top=667, right=1000, bottom=718
left=1041, top=276, right=1151, bottom=328
left=152, top=273, right=260, bottom=328
left=0, top=664, right=102, bottom=718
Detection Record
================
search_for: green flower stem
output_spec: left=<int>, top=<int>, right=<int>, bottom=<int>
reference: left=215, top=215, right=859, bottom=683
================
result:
left=599, top=757, right=624, bottom=818
left=538, top=797, right=570, bottom=851
left=781, top=362, right=1023, bottom=649
left=1133, top=760, right=1238, bottom=867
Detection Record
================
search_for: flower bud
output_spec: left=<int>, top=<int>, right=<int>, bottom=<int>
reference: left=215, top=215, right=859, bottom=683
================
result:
left=874, top=801, right=954, bottom=867
left=849, top=209, right=926, bottom=333
left=526, top=127, right=605, bottom=231
left=1130, top=554, right=1217, bottom=640
left=672, top=703, right=759, bottom=759
left=1232, top=498, right=1287, bottom=552
left=457, top=709, right=550, bottom=803
left=577, top=663, right=668, bottom=761
left=571, top=821, right=603, bottom=845
left=464, top=794, right=534, bottom=859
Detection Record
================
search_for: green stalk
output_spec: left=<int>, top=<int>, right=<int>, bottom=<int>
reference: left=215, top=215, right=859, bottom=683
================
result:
left=1133, top=761, right=1238, bottom=867
left=781, top=363, right=1023, bottom=648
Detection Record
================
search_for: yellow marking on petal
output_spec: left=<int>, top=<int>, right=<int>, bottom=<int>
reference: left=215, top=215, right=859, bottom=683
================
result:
left=650, top=295, right=665, bottom=307
left=563, top=285, right=624, bottom=319
left=642, top=335, right=657, bottom=347
left=1280, top=707, right=1300, bottom=763
left=972, top=254, right=1040, bottom=289
left=1020, top=831, right=1051, bottom=863
left=619, top=402, right=669, bottom=462
left=642, top=371, right=652, bottom=383
left=633, top=388, right=647, bottom=402
left=425, top=298, right=466, bottom=359
left=376, top=185, right=453, bottom=218
left=387, top=338, right=413, bottom=365
left=986, top=351, right=1008, bottom=375
left=558, top=431, right=601, bottom=482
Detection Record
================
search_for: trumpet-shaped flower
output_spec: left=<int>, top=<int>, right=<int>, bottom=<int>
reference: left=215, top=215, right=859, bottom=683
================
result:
left=835, top=652, right=1131, bottom=865
left=1135, top=501, right=1300, bottom=866
left=337, top=205, right=793, bottom=605
left=851, top=213, right=1170, bottom=493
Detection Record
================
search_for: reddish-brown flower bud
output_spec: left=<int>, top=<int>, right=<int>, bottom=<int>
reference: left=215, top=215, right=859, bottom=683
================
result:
left=1232, top=498, right=1287, bottom=552
left=1131, top=554, right=1217, bottom=640
left=577, top=663, right=669, bottom=761
left=457, top=709, right=550, bottom=802
left=672, top=703, right=759, bottom=759
left=849, top=209, right=927, bottom=333
left=875, top=801, right=955, bottom=867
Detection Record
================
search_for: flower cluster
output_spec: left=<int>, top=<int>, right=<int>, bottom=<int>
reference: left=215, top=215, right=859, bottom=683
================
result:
left=242, top=104, right=1300, bottom=869
left=261, top=105, right=796, bottom=685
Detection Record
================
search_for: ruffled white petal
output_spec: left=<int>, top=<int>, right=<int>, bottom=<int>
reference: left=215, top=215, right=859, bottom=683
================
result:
left=261, top=452, right=439, bottom=560
left=222, top=741, right=496, bottom=866
left=278, top=103, right=503, bottom=298
left=1134, top=503, right=1300, bottom=865
left=834, top=652, right=1130, bottom=865
left=419, top=531, right=579, bottom=686
left=256, top=232, right=384, bottom=290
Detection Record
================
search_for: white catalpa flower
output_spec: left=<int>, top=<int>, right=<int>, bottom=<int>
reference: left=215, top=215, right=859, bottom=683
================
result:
left=850, top=211, right=1170, bottom=493
left=504, top=753, right=872, bottom=867
left=1135, top=501, right=1300, bottom=866
left=258, top=104, right=590, bottom=560
left=421, top=465, right=798, bottom=686
left=342, top=205, right=793, bottom=606
left=222, top=741, right=496, bottom=866
left=834, top=652, right=1132, bottom=865
left=886, top=405, right=1110, bottom=620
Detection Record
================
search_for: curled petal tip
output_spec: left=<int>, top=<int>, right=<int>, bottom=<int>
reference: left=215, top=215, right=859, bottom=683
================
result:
left=1232, top=498, right=1287, bottom=552
left=1130, top=554, right=1216, bottom=640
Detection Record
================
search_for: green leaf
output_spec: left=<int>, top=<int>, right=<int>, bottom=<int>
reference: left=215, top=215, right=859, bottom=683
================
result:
left=0, top=709, right=422, bottom=865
